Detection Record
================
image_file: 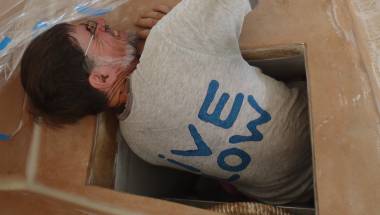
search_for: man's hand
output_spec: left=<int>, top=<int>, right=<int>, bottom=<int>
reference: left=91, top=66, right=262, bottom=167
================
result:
left=134, top=5, right=171, bottom=55
left=136, top=5, right=171, bottom=40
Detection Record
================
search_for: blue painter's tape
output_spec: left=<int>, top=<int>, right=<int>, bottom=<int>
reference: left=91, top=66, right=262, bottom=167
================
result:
left=75, top=5, right=112, bottom=16
left=33, top=21, right=49, bottom=31
left=0, top=36, right=12, bottom=51
left=0, top=133, right=10, bottom=141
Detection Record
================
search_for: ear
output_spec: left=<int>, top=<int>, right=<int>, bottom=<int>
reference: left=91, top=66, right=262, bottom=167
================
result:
left=88, top=67, right=117, bottom=92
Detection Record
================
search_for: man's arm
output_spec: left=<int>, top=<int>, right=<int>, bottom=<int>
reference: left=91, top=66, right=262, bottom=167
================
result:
left=135, top=5, right=171, bottom=40
left=152, top=0, right=254, bottom=56
left=134, top=5, right=172, bottom=55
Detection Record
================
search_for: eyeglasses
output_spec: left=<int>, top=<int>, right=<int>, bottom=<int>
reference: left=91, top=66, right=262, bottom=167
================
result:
left=81, top=20, right=112, bottom=56
left=82, top=20, right=97, bottom=56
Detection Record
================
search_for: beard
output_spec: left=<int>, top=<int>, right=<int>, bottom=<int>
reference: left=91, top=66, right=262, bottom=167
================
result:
left=93, top=32, right=138, bottom=69
left=124, top=32, right=138, bottom=66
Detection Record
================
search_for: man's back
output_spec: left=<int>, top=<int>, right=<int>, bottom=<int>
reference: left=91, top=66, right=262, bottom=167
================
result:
left=120, top=0, right=313, bottom=204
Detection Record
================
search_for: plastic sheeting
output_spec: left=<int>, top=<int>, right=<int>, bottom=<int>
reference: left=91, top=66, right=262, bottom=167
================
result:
left=0, top=0, right=129, bottom=87
left=0, top=0, right=129, bottom=140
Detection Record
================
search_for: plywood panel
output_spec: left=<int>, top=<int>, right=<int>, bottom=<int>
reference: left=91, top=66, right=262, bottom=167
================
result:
left=0, top=190, right=109, bottom=215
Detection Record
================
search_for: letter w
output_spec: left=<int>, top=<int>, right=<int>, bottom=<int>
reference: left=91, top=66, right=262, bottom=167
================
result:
left=198, top=80, right=244, bottom=129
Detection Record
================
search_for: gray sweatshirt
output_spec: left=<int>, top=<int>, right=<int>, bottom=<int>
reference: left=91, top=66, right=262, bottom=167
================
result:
left=120, top=0, right=313, bottom=204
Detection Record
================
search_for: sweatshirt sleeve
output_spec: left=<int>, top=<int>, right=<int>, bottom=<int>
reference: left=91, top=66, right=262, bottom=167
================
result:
left=154, top=0, right=253, bottom=57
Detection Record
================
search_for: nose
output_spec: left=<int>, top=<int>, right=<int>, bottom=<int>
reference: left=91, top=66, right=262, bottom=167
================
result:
left=96, top=18, right=107, bottom=32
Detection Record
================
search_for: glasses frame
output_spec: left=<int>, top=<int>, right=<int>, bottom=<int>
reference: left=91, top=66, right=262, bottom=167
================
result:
left=82, top=20, right=113, bottom=56
left=83, top=20, right=98, bottom=56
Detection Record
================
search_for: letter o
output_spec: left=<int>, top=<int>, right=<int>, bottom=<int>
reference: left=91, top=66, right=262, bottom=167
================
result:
left=217, top=148, right=251, bottom=172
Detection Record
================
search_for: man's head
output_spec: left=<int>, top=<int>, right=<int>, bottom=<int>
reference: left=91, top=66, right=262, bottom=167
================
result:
left=21, top=19, right=137, bottom=126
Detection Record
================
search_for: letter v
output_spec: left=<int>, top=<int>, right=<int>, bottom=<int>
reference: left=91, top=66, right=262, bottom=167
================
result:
left=171, top=124, right=212, bottom=156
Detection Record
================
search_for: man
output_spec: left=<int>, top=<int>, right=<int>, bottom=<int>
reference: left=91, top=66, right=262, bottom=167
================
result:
left=21, top=0, right=313, bottom=205
left=21, top=5, right=170, bottom=125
